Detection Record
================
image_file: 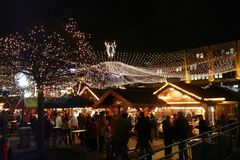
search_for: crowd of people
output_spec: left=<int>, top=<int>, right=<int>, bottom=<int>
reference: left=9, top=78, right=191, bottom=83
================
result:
left=0, top=108, right=238, bottom=160
left=25, top=110, right=154, bottom=159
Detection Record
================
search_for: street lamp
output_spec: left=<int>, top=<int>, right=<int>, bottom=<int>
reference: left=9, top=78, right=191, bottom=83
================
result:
left=14, top=72, right=30, bottom=126
left=14, top=72, right=33, bottom=148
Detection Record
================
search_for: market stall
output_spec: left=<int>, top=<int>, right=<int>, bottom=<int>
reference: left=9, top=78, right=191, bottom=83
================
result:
left=153, top=82, right=240, bottom=126
left=93, top=88, right=168, bottom=121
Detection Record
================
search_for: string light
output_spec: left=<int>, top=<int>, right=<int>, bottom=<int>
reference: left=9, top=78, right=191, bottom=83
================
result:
left=0, top=19, right=239, bottom=90
left=95, top=43, right=236, bottom=83
left=0, top=18, right=99, bottom=95
left=77, top=61, right=166, bottom=88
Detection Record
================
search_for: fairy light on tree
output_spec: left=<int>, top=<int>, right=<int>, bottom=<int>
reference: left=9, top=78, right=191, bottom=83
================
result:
left=0, top=18, right=98, bottom=152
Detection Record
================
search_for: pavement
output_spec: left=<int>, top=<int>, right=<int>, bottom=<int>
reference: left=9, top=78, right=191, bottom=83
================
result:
left=9, top=132, right=240, bottom=160
left=7, top=133, right=87, bottom=160
left=6, top=132, right=175, bottom=160
left=10, top=131, right=240, bottom=160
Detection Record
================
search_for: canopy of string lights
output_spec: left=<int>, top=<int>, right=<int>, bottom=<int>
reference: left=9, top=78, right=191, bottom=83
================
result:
left=0, top=19, right=239, bottom=93
left=80, top=41, right=239, bottom=88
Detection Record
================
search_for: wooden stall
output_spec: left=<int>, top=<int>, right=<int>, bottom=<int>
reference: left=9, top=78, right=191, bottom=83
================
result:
left=153, top=82, right=240, bottom=125
left=93, top=88, right=168, bottom=118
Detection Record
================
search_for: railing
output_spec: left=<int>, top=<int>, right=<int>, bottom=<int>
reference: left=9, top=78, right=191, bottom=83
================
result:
left=139, top=122, right=240, bottom=160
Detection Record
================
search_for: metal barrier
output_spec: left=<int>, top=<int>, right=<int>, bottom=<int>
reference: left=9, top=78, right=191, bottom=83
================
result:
left=139, top=122, right=240, bottom=160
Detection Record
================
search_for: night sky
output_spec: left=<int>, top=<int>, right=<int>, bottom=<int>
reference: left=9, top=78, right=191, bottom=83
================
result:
left=0, top=0, right=240, bottom=52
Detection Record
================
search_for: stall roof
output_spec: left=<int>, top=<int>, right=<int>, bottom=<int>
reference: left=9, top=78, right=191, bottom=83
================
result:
left=44, top=95, right=94, bottom=108
left=114, top=88, right=166, bottom=106
left=64, top=95, right=94, bottom=108
left=44, top=96, right=67, bottom=108
left=0, top=97, right=4, bottom=103
left=153, top=82, right=240, bottom=102
left=179, top=83, right=240, bottom=101
left=3, top=96, right=23, bottom=109
left=92, top=88, right=108, bottom=99
left=94, top=88, right=168, bottom=109
left=78, top=86, right=100, bottom=101
left=4, top=97, right=38, bottom=109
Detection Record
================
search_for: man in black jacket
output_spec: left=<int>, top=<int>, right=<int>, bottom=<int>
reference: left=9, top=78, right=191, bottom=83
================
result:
left=112, top=112, right=132, bottom=160
left=162, top=115, right=174, bottom=157
left=174, top=111, right=189, bottom=160
left=135, top=112, right=152, bottom=160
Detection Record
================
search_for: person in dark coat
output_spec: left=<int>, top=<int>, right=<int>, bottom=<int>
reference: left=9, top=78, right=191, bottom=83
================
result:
left=0, top=136, right=14, bottom=160
left=135, top=112, right=152, bottom=160
left=197, top=115, right=209, bottom=134
left=150, top=113, right=158, bottom=140
left=174, top=111, right=189, bottom=160
left=44, top=115, right=53, bottom=148
left=162, top=115, right=174, bottom=157
left=112, top=112, right=132, bottom=160
left=217, top=113, right=227, bottom=132
left=86, top=117, right=98, bottom=150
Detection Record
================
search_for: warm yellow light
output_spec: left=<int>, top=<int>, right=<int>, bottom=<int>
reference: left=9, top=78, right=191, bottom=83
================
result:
left=0, top=103, right=4, bottom=110
left=168, top=83, right=202, bottom=100
left=66, top=87, right=74, bottom=94
left=203, top=98, right=225, bottom=101
left=220, top=101, right=236, bottom=104
left=167, top=89, right=183, bottom=100
left=158, top=96, right=168, bottom=99
left=119, top=86, right=126, bottom=89
left=208, top=73, right=215, bottom=82
left=116, top=101, right=122, bottom=105
left=185, top=79, right=191, bottom=84
left=210, top=106, right=214, bottom=112
left=162, top=106, right=205, bottom=111
left=153, top=82, right=168, bottom=95
left=235, top=41, right=240, bottom=80
left=167, top=102, right=200, bottom=104
left=208, top=46, right=215, bottom=82
left=182, top=95, right=190, bottom=98
left=184, top=56, right=191, bottom=84
left=79, top=86, right=99, bottom=100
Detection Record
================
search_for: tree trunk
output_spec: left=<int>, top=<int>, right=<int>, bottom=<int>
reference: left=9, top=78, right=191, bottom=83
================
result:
left=36, top=83, right=45, bottom=158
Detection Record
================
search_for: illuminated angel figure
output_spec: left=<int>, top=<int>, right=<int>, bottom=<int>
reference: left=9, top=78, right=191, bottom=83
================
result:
left=105, top=41, right=116, bottom=58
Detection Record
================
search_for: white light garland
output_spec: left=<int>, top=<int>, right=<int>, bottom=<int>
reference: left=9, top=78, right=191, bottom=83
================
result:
left=0, top=22, right=239, bottom=91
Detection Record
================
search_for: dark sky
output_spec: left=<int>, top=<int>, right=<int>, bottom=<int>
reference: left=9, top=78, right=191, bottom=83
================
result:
left=1, top=0, right=240, bottom=52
